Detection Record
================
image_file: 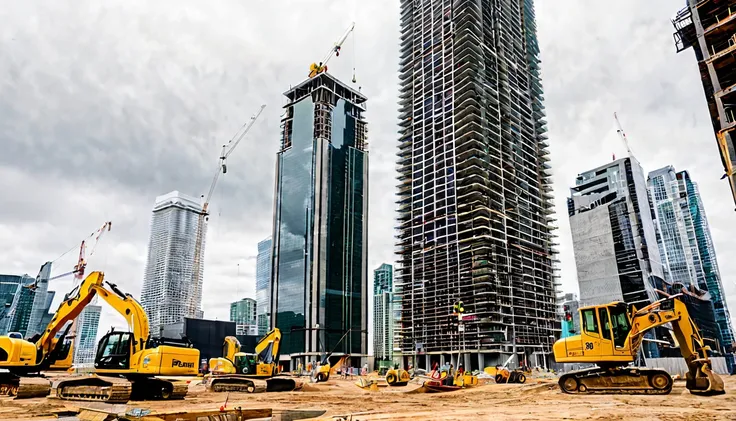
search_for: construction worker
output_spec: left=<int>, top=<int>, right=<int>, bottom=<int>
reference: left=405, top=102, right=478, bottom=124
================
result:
left=457, top=364, right=465, bottom=376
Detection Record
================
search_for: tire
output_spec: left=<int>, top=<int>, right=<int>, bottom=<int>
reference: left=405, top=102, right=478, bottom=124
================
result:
left=495, top=374, right=504, bottom=383
left=246, top=384, right=255, bottom=393
left=386, top=373, right=397, bottom=385
left=517, top=374, right=526, bottom=384
left=160, top=385, right=172, bottom=399
left=317, top=373, right=327, bottom=382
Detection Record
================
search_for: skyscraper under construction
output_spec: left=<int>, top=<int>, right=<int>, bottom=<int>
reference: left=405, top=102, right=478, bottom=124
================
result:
left=395, top=0, right=557, bottom=369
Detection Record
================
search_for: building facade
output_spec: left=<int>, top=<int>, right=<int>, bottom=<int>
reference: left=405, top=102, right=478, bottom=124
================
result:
left=568, top=157, right=666, bottom=308
left=395, top=0, right=557, bottom=370
left=140, top=191, right=206, bottom=337
left=74, top=305, right=101, bottom=365
left=270, top=73, right=369, bottom=367
left=648, top=167, right=735, bottom=355
left=673, top=2, right=736, bottom=205
left=373, top=264, right=394, bottom=361
left=256, top=237, right=272, bottom=336
left=230, top=298, right=258, bottom=336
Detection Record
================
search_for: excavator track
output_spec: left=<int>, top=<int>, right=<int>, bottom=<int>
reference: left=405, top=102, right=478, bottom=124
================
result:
left=558, top=367, right=673, bottom=395
left=206, top=375, right=299, bottom=393
left=53, top=375, right=132, bottom=403
left=0, top=374, right=51, bottom=399
left=129, top=377, right=189, bottom=400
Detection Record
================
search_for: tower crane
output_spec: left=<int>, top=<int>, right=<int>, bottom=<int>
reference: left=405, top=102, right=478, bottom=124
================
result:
left=614, top=112, right=635, bottom=159
left=308, top=22, right=356, bottom=81
left=189, top=104, right=267, bottom=317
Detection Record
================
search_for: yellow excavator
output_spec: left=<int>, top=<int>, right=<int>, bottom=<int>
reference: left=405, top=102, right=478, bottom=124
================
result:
left=205, top=328, right=298, bottom=393
left=0, top=271, right=200, bottom=402
left=554, top=294, right=725, bottom=395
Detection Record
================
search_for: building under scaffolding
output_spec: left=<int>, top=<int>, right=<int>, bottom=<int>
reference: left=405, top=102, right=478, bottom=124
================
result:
left=673, top=1, right=736, bottom=207
left=395, top=0, right=558, bottom=371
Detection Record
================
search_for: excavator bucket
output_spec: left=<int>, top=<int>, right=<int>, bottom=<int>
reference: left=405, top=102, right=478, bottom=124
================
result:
left=688, top=362, right=725, bottom=396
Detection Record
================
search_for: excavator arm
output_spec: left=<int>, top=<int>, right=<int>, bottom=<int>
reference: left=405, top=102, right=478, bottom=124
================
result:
left=35, top=272, right=149, bottom=365
left=624, top=295, right=724, bottom=395
left=256, top=328, right=281, bottom=365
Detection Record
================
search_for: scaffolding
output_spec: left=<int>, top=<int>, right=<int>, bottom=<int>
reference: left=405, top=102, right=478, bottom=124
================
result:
left=673, top=0, right=736, bottom=206
left=395, top=0, right=557, bottom=369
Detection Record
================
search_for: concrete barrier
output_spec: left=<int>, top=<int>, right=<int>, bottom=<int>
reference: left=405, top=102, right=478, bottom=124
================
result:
left=644, top=356, right=729, bottom=376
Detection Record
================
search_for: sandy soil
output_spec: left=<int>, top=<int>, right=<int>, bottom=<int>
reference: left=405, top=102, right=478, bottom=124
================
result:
left=2, top=374, right=735, bottom=420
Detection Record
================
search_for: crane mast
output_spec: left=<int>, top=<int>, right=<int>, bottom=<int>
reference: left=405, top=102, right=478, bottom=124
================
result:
left=614, top=112, right=634, bottom=157
left=189, top=105, right=267, bottom=318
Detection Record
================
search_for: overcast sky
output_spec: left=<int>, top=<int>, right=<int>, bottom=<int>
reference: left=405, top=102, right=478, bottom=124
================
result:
left=2, top=1, right=735, bottom=337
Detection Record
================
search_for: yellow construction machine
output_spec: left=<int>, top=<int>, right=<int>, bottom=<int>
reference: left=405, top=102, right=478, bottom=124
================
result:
left=0, top=271, right=200, bottom=402
left=554, top=294, right=725, bottom=395
left=385, top=367, right=411, bottom=386
left=206, top=328, right=298, bottom=393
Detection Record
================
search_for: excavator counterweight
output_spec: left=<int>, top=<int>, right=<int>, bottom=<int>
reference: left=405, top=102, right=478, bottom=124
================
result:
left=553, top=295, right=725, bottom=396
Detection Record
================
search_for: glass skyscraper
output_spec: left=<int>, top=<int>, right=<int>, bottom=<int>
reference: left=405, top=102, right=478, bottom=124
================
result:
left=270, top=73, right=368, bottom=368
left=140, top=191, right=206, bottom=337
left=373, top=264, right=394, bottom=361
left=0, top=262, right=55, bottom=338
left=256, top=237, right=272, bottom=336
left=648, top=166, right=734, bottom=362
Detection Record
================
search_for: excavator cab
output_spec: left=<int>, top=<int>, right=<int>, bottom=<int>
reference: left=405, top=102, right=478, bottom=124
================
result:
left=95, top=331, right=132, bottom=370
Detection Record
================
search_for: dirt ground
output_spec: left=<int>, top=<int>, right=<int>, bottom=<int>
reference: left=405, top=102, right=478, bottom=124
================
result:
left=2, top=374, right=736, bottom=421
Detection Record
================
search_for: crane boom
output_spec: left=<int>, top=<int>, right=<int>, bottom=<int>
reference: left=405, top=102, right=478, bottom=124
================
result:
left=309, top=22, right=356, bottom=78
left=614, top=112, right=634, bottom=157
left=189, top=105, right=267, bottom=319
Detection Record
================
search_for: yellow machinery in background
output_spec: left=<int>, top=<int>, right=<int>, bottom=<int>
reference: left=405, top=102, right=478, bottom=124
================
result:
left=554, top=294, right=724, bottom=395
left=0, top=272, right=199, bottom=402
left=385, top=368, right=411, bottom=386
left=206, top=328, right=298, bottom=393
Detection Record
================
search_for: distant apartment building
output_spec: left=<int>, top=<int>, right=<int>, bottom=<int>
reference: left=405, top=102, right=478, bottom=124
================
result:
left=568, top=157, right=667, bottom=308
left=648, top=166, right=735, bottom=354
left=556, top=293, right=580, bottom=339
left=270, top=73, right=369, bottom=368
left=673, top=2, right=736, bottom=206
left=230, top=298, right=258, bottom=336
left=74, top=305, right=101, bottom=365
left=256, top=237, right=272, bottom=336
left=373, top=264, right=393, bottom=361
left=140, top=191, right=206, bottom=337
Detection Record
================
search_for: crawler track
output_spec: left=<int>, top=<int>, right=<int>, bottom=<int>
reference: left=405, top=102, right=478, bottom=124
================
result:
left=558, top=367, right=673, bottom=395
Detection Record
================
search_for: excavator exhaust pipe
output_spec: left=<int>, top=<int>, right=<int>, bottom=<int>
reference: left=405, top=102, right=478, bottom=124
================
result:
left=687, top=362, right=725, bottom=396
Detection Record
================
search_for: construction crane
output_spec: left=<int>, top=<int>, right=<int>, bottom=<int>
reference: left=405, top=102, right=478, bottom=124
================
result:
left=308, top=22, right=356, bottom=82
left=189, top=105, right=267, bottom=317
left=614, top=112, right=636, bottom=159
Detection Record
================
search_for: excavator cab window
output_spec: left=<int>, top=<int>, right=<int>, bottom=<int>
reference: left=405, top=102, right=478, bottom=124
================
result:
left=609, top=304, right=631, bottom=348
left=582, top=309, right=598, bottom=335
left=599, top=308, right=611, bottom=340
left=95, top=332, right=132, bottom=370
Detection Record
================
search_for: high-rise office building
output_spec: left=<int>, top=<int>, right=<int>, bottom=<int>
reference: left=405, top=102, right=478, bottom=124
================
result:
left=395, top=0, right=557, bottom=369
left=256, top=237, right=272, bottom=336
left=230, top=297, right=258, bottom=336
left=673, top=2, right=736, bottom=205
left=648, top=167, right=735, bottom=355
left=74, top=305, right=101, bottom=365
left=141, top=191, right=206, bottom=337
left=270, top=73, right=368, bottom=368
left=26, top=262, right=52, bottom=337
left=373, top=264, right=394, bottom=361
left=568, top=157, right=667, bottom=308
